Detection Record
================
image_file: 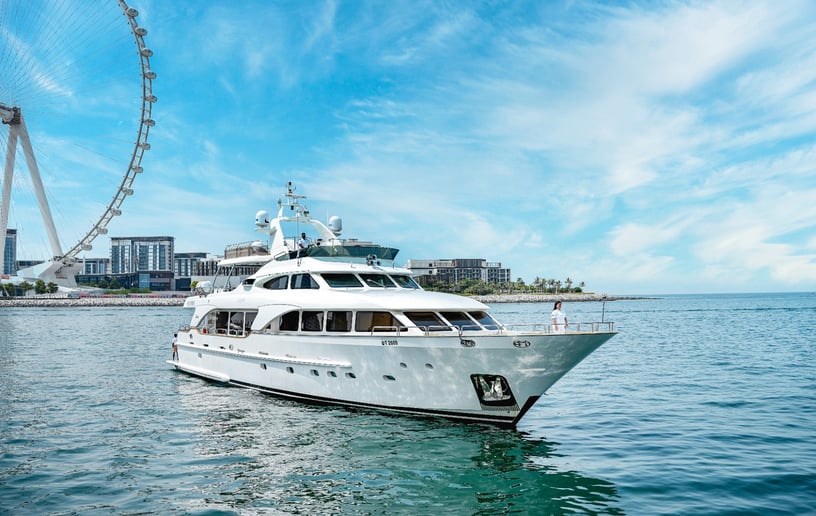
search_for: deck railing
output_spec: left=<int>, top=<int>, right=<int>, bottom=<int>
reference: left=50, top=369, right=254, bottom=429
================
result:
left=370, top=321, right=615, bottom=336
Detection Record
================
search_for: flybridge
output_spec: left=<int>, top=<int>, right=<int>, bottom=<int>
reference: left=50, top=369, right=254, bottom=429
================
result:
left=252, top=182, right=400, bottom=264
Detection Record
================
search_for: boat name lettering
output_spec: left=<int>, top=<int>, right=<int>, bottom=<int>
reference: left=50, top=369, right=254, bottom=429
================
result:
left=513, top=339, right=531, bottom=348
left=381, top=339, right=398, bottom=346
left=460, top=339, right=476, bottom=348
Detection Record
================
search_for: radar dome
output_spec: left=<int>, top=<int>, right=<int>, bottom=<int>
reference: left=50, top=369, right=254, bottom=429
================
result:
left=255, top=210, right=269, bottom=227
left=328, top=216, right=342, bottom=236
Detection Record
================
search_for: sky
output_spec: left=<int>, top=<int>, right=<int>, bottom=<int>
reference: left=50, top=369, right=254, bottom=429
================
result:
left=1, top=0, right=816, bottom=295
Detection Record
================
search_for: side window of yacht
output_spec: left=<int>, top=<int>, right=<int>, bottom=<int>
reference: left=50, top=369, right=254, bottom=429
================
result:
left=468, top=311, right=501, bottom=330
left=244, top=311, right=257, bottom=329
left=326, top=311, right=351, bottom=332
left=359, top=274, right=396, bottom=288
left=229, top=311, right=245, bottom=335
left=291, top=273, right=319, bottom=289
left=404, top=312, right=451, bottom=332
left=215, top=311, right=230, bottom=334
left=262, top=276, right=288, bottom=290
left=355, top=311, right=400, bottom=332
left=301, top=311, right=324, bottom=332
left=390, top=275, right=420, bottom=289
left=279, top=311, right=299, bottom=331
left=440, top=312, right=480, bottom=331
left=322, top=273, right=363, bottom=288
left=197, top=311, right=218, bottom=334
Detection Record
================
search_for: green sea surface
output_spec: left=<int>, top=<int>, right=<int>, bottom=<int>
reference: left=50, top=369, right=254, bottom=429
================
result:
left=1, top=293, right=814, bottom=514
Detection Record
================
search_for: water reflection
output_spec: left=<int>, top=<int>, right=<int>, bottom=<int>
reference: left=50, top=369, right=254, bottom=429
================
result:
left=173, top=376, right=622, bottom=514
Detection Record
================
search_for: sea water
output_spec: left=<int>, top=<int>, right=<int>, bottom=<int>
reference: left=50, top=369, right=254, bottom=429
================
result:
left=1, top=293, right=814, bottom=514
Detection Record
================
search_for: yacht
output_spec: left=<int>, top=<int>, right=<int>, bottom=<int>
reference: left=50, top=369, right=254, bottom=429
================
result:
left=168, top=183, right=617, bottom=427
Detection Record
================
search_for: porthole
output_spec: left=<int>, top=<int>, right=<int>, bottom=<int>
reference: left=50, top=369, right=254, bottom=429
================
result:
left=310, top=369, right=319, bottom=376
left=400, top=362, right=408, bottom=369
left=286, top=366, right=294, bottom=374
left=425, top=363, right=434, bottom=369
left=383, top=375, right=396, bottom=382
left=260, top=363, right=267, bottom=370
left=346, top=372, right=357, bottom=379
left=328, top=371, right=337, bottom=378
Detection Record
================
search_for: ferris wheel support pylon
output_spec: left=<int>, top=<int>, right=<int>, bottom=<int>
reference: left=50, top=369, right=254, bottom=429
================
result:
left=1, top=105, right=64, bottom=270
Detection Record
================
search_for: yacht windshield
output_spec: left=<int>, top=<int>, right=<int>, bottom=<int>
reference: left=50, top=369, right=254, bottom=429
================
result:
left=404, top=312, right=452, bottom=332
left=440, top=312, right=481, bottom=331
left=322, top=273, right=363, bottom=288
left=390, top=275, right=419, bottom=288
left=468, top=311, right=501, bottom=330
left=359, top=274, right=396, bottom=288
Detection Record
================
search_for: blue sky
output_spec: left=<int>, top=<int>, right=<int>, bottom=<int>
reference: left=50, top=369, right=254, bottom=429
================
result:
left=2, top=0, right=816, bottom=294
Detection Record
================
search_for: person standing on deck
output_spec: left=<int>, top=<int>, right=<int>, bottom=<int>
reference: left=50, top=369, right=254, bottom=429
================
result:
left=551, top=301, right=568, bottom=334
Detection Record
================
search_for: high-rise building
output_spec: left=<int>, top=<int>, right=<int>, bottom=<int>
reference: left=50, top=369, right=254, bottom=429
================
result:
left=3, top=229, right=16, bottom=275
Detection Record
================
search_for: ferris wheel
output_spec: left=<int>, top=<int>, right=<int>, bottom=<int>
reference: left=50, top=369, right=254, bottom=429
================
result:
left=0, top=0, right=155, bottom=283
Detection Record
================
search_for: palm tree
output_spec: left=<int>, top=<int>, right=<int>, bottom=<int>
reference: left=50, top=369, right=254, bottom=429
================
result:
left=565, top=277, right=573, bottom=292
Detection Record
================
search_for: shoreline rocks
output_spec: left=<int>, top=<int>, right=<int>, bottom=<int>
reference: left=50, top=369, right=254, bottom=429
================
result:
left=473, top=293, right=645, bottom=303
left=0, top=296, right=186, bottom=307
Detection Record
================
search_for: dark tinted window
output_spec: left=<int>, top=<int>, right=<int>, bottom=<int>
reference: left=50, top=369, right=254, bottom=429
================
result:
left=390, top=275, right=419, bottom=288
left=359, top=274, right=396, bottom=288
left=326, top=311, right=351, bottom=332
left=322, top=273, right=363, bottom=288
left=291, top=273, right=319, bottom=289
left=468, top=311, right=500, bottom=330
left=262, top=276, right=288, bottom=290
left=280, top=311, right=299, bottom=331
left=301, top=311, right=323, bottom=331
left=404, top=312, right=451, bottom=332
left=440, top=312, right=480, bottom=330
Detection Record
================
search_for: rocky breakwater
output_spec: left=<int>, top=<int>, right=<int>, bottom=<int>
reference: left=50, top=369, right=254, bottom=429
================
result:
left=472, top=293, right=643, bottom=303
left=0, top=296, right=186, bottom=307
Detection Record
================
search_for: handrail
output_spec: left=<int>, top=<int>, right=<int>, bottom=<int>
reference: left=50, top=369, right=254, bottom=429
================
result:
left=502, top=321, right=615, bottom=333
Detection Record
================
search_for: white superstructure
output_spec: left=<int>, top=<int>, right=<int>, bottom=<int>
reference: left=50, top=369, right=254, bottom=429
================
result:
left=169, top=183, right=616, bottom=427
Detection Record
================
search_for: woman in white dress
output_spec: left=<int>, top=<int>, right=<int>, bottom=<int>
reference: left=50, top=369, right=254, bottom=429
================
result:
left=551, top=301, right=568, bottom=334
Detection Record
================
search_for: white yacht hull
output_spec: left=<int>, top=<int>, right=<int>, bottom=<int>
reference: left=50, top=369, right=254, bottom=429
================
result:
left=168, top=329, right=615, bottom=427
